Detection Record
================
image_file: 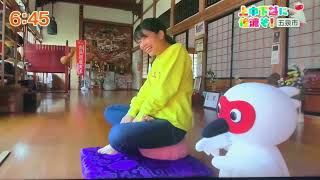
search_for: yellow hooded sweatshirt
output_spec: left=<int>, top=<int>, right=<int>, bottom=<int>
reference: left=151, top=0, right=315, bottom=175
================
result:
left=127, top=43, right=193, bottom=131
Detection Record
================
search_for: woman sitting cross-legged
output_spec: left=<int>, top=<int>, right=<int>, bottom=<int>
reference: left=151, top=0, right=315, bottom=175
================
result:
left=98, top=18, right=193, bottom=155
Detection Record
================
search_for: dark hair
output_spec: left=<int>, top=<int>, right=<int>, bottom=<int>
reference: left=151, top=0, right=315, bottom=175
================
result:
left=134, top=18, right=176, bottom=45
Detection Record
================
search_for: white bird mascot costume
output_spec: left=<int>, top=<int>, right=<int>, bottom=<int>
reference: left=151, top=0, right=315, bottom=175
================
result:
left=196, top=83, right=299, bottom=177
left=288, top=2, right=307, bottom=24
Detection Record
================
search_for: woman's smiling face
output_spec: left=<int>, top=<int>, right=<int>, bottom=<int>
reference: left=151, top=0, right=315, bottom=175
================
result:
left=137, top=29, right=165, bottom=56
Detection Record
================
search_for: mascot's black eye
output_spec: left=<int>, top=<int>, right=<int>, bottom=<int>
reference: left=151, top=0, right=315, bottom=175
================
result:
left=217, top=103, right=221, bottom=113
left=230, top=109, right=241, bottom=123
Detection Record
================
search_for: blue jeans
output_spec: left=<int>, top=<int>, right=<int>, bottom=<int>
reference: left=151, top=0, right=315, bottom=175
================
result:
left=104, top=104, right=186, bottom=155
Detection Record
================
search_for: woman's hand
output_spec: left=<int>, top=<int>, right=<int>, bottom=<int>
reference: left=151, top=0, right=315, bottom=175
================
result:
left=133, top=115, right=154, bottom=122
left=120, top=114, right=134, bottom=123
left=142, top=115, right=154, bottom=121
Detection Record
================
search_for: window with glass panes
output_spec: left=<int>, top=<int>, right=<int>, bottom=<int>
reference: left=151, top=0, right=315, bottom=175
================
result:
left=232, top=0, right=273, bottom=78
left=175, top=31, right=187, bottom=47
left=142, top=53, right=149, bottom=79
left=207, top=14, right=233, bottom=78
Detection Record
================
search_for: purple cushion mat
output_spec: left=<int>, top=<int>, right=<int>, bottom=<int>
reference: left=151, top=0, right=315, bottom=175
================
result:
left=80, top=147, right=213, bottom=179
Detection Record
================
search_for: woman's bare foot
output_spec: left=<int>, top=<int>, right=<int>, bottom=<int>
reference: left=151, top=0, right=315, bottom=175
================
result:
left=97, top=144, right=118, bottom=155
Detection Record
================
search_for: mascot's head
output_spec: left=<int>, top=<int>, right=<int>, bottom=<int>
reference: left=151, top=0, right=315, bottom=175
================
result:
left=202, top=83, right=298, bottom=146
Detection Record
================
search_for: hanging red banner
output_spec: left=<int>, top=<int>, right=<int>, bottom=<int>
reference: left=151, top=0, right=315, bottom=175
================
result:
left=76, top=40, right=86, bottom=76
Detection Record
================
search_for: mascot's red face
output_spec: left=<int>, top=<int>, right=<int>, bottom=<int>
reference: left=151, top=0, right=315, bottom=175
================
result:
left=217, top=96, right=256, bottom=134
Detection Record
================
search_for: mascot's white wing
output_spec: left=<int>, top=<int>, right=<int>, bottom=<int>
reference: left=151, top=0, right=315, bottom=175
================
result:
left=279, top=86, right=301, bottom=109
left=195, top=133, right=231, bottom=157
left=279, top=86, right=300, bottom=97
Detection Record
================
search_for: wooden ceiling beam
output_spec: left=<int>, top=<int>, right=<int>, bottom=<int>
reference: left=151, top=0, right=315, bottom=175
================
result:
left=39, top=0, right=142, bottom=15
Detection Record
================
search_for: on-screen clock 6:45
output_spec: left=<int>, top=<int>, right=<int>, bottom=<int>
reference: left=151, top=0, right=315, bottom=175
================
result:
left=9, top=11, right=50, bottom=27
left=22, top=12, right=27, bottom=18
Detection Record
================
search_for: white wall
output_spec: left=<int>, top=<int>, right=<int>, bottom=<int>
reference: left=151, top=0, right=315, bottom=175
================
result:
left=143, top=0, right=153, bottom=12
left=84, top=6, right=132, bottom=24
left=144, top=8, right=153, bottom=19
left=41, top=3, right=133, bottom=47
left=156, top=0, right=181, bottom=17
left=156, top=0, right=171, bottom=18
left=42, top=2, right=79, bottom=46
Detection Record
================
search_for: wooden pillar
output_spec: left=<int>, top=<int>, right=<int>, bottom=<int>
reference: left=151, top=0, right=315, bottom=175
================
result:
left=271, top=0, right=287, bottom=76
left=79, top=4, right=84, bottom=40
left=170, top=0, right=175, bottom=28
left=199, top=1, right=206, bottom=92
left=139, top=1, right=144, bottom=88
left=132, top=12, right=135, bottom=24
left=78, top=4, right=84, bottom=89
left=89, top=61, right=92, bottom=89
left=153, top=0, right=157, bottom=17
left=1, top=0, right=6, bottom=86
left=22, top=24, right=27, bottom=81
left=14, top=29, right=18, bottom=86
left=42, top=73, right=44, bottom=90
left=199, top=0, right=205, bottom=13
left=33, top=72, right=36, bottom=87
left=64, top=40, right=69, bottom=93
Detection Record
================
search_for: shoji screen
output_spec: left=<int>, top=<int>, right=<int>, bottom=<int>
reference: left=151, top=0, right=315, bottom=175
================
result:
left=142, top=53, right=149, bottom=79
left=288, top=0, right=320, bottom=69
left=188, top=27, right=198, bottom=78
left=188, top=27, right=195, bottom=48
left=207, top=14, right=233, bottom=78
left=232, top=0, right=273, bottom=78
left=175, top=32, right=187, bottom=47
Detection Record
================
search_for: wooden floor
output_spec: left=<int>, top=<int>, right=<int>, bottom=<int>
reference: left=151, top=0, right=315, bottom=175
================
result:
left=0, top=90, right=319, bottom=178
